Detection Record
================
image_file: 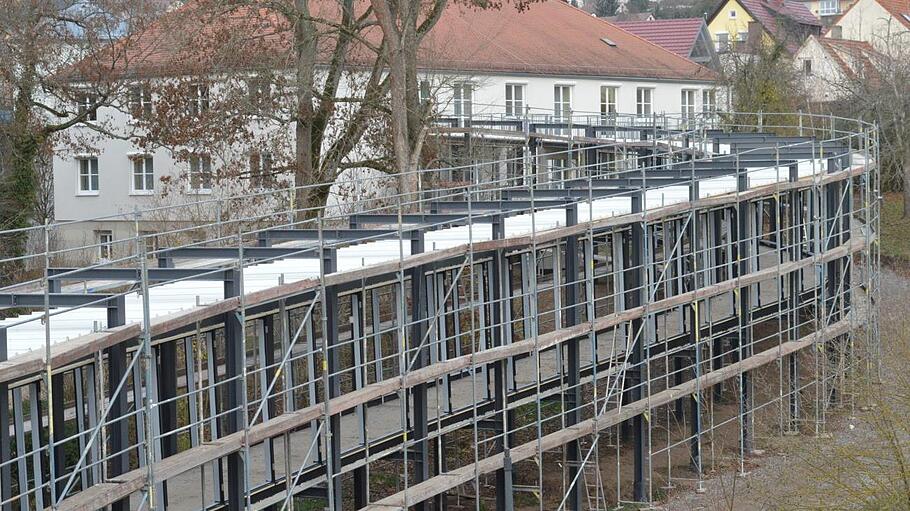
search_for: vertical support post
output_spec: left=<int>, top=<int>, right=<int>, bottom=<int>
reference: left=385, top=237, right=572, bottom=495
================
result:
left=787, top=163, right=801, bottom=431
left=626, top=193, right=649, bottom=503
left=157, top=339, right=177, bottom=505
left=409, top=231, right=430, bottom=510
left=105, top=296, right=130, bottom=511
left=490, top=215, right=513, bottom=511
left=323, top=248, right=344, bottom=508
left=563, top=203, right=584, bottom=511
left=260, top=316, right=277, bottom=483
left=736, top=173, right=754, bottom=455
left=223, top=269, right=245, bottom=511
left=51, top=371, right=66, bottom=498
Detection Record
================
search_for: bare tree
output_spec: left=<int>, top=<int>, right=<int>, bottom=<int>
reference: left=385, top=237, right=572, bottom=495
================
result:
left=826, top=28, right=910, bottom=216
left=0, top=0, right=160, bottom=279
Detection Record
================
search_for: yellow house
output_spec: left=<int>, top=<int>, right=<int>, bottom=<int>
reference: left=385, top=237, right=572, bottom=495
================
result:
left=706, top=0, right=823, bottom=53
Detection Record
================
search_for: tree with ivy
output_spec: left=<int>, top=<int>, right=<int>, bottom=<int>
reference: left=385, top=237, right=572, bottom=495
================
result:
left=0, top=0, right=157, bottom=282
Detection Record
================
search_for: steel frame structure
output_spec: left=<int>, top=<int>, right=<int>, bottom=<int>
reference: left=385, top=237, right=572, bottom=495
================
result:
left=0, top=111, right=880, bottom=511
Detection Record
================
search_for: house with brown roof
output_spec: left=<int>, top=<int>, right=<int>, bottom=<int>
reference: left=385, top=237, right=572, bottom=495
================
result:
left=827, top=0, right=910, bottom=51
left=706, top=0, right=823, bottom=54
left=613, top=18, right=719, bottom=66
left=52, top=0, right=717, bottom=244
left=794, top=34, right=880, bottom=101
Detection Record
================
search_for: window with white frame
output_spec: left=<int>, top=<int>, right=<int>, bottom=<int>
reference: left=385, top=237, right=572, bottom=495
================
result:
left=702, top=89, right=717, bottom=113
left=505, top=84, right=525, bottom=117
left=717, top=32, right=730, bottom=52
left=129, top=84, right=152, bottom=118
left=802, top=58, right=813, bottom=76
left=189, top=154, right=213, bottom=192
left=600, top=86, right=617, bottom=118
left=77, top=93, right=97, bottom=121
left=636, top=87, right=653, bottom=117
left=189, top=83, right=210, bottom=115
left=248, top=77, right=271, bottom=109
left=419, top=80, right=431, bottom=104
left=819, top=0, right=839, bottom=15
left=453, top=82, right=473, bottom=119
left=249, top=151, right=274, bottom=189
left=96, top=230, right=113, bottom=261
left=554, top=85, right=572, bottom=120
left=131, top=155, right=154, bottom=193
left=729, top=9, right=737, bottom=18
left=139, top=231, right=158, bottom=258
left=681, top=89, right=696, bottom=119
left=77, top=156, right=99, bottom=194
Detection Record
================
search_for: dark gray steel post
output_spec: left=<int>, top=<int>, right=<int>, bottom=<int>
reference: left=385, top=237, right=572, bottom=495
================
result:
left=322, top=249, right=344, bottom=508
left=564, top=203, right=584, bottom=511
left=736, top=174, right=753, bottom=454
left=262, top=315, right=278, bottom=483
left=158, top=339, right=177, bottom=505
left=223, top=269, right=245, bottom=510
left=688, top=182, right=703, bottom=472
left=409, top=230, right=430, bottom=510
left=788, top=163, right=801, bottom=430
left=626, top=193, right=648, bottom=503
left=491, top=214, right=513, bottom=511
left=105, top=296, right=130, bottom=511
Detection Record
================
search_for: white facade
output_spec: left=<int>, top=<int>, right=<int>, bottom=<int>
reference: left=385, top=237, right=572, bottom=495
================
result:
left=829, top=0, right=910, bottom=51
left=794, top=36, right=851, bottom=102
left=52, top=70, right=715, bottom=255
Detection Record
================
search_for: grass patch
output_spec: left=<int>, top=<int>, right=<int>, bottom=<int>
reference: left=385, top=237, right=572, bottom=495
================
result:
left=879, top=193, right=910, bottom=263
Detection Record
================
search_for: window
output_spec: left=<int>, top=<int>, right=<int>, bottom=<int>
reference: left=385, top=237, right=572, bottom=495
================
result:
left=189, top=83, right=210, bottom=115
left=131, top=156, right=154, bottom=193
left=600, top=86, right=617, bottom=118
left=139, top=231, right=158, bottom=258
left=505, top=84, right=525, bottom=117
left=717, top=32, right=730, bottom=52
left=737, top=31, right=748, bottom=43
left=636, top=88, right=653, bottom=117
left=249, top=151, right=273, bottom=189
left=554, top=85, right=572, bottom=120
left=419, top=80, right=431, bottom=104
left=802, top=58, right=813, bottom=76
left=729, top=9, right=737, bottom=18
left=96, top=230, right=113, bottom=261
left=77, top=157, right=99, bottom=194
left=681, top=89, right=696, bottom=119
left=77, top=93, right=97, bottom=121
left=702, top=89, right=717, bottom=113
left=248, top=77, right=271, bottom=109
left=453, top=82, right=473, bottom=119
left=189, top=154, right=213, bottom=192
left=819, top=0, right=838, bottom=15
left=129, top=85, right=152, bottom=118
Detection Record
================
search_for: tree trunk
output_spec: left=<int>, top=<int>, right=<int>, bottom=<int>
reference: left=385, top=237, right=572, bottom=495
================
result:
left=293, top=0, right=319, bottom=221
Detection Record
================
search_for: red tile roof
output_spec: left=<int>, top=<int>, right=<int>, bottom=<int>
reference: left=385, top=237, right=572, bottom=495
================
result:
left=612, top=18, right=706, bottom=58
left=878, top=0, right=910, bottom=29
left=818, top=37, right=880, bottom=80
left=86, top=0, right=716, bottom=82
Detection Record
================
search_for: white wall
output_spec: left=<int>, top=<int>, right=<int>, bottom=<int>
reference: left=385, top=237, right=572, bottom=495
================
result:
left=831, top=0, right=910, bottom=51
left=794, top=37, right=848, bottom=102
left=53, top=70, right=716, bottom=232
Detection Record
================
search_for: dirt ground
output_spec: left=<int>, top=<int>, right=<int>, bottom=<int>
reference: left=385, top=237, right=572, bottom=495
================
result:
left=663, top=266, right=909, bottom=511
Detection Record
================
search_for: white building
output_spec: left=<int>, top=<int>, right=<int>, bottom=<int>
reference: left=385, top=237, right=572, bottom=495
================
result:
left=794, top=35, right=879, bottom=101
left=52, top=0, right=717, bottom=259
left=827, top=0, right=910, bottom=51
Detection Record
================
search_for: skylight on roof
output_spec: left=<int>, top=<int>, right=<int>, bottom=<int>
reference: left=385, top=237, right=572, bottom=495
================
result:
left=601, top=37, right=617, bottom=46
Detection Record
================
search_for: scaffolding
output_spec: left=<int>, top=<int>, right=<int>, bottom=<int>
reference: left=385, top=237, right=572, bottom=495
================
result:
left=0, top=111, right=880, bottom=511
